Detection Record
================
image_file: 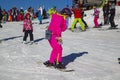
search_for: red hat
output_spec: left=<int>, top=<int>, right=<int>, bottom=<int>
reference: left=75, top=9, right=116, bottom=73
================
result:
left=25, top=13, right=31, bottom=17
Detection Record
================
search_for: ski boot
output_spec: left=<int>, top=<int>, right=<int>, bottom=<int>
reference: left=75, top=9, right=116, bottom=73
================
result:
left=43, top=60, right=54, bottom=67
left=55, top=62, right=66, bottom=69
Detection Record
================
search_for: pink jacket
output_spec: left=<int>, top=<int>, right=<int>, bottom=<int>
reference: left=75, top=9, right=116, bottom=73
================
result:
left=94, top=8, right=100, bottom=18
left=48, top=14, right=67, bottom=37
left=23, top=19, right=33, bottom=31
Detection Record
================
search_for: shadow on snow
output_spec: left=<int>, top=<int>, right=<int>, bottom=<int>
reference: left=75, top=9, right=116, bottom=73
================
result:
left=63, top=52, right=88, bottom=66
left=0, top=35, right=22, bottom=41
left=34, top=38, right=45, bottom=42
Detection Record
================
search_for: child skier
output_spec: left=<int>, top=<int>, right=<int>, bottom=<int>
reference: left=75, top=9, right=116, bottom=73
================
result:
left=44, top=11, right=68, bottom=69
left=71, top=4, right=85, bottom=32
left=22, top=13, right=34, bottom=44
left=93, top=6, right=101, bottom=28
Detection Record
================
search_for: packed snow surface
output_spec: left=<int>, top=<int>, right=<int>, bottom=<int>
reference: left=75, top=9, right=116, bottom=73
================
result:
left=0, top=7, right=120, bottom=80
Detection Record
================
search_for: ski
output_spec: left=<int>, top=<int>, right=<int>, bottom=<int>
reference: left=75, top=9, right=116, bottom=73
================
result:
left=22, top=41, right=38, bottom=45
left=68, top=27, right=83, bottom=32
left=98, top=27, right=120, bottom=31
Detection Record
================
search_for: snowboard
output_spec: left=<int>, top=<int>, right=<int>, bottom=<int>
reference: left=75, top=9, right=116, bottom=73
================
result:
left=37, top=61, right=75, bottom=72
left=56, top=68, right=75, bottom=72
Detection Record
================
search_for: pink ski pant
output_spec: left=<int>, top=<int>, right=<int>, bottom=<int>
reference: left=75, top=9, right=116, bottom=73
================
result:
left=94, top=17, right=99, bottom=27
left=48, top=35, right=62, bottom=63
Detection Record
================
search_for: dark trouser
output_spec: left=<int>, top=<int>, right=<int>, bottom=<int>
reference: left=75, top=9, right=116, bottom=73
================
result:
left=23, top=30, right=33, bottom=41
left=104, top=14, right=109, bottom=25
left=81, top=18, right=88, bottom=29
left=109, top=14, right=116, bottom=28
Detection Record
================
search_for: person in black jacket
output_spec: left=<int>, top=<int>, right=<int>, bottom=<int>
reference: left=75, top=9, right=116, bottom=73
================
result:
left=103, top=3, right=109, bottom=25
left=108, top=1, right=118, bottom=29
left=0, top=6, right=3, bottom=28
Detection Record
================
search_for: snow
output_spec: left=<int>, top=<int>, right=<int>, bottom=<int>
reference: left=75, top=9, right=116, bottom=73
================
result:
left=0, top=7, right=120, bottom=80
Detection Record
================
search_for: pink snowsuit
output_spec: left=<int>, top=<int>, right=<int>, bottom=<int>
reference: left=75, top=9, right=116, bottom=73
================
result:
left=94, top=8, right=100, bottom=27
left=48, top=13, right=67, bottom=64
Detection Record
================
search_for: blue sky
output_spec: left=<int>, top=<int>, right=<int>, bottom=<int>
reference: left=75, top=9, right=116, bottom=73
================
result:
left=0, top=0, right=72, bottom=11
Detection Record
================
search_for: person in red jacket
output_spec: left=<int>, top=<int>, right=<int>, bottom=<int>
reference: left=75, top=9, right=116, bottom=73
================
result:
left=71, top=4, right=85, bottom=32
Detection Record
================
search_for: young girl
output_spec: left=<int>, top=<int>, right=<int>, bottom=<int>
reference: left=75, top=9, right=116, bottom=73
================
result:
left=44, top=11, right=67, bottom=69
left=23, top=13, right=34, bottom=44
left=93, top=7, right=101, bottom=28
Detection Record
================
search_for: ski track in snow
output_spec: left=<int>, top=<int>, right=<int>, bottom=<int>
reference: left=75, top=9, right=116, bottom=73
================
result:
left=0, top=7, right=120, bottom=80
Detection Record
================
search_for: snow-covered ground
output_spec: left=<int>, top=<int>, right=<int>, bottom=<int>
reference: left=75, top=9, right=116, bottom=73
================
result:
left=0, top=7, right=120, bottom=80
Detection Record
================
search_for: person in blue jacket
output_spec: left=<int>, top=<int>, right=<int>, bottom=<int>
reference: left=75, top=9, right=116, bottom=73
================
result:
left=37, top=6, right=43, bottom=24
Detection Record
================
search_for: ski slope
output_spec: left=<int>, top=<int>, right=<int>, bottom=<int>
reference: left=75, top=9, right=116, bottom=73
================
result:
left=0, top=7, right=120, bottom=80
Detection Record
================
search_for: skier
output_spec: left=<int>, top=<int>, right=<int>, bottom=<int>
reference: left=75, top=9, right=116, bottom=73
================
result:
left=44, top=10, right=68, bottom=69
left=0, top=6, right=3, bottom=28
left=19, top=7, right=24, bottom=21
left=37, top=6, right=43, bottom=24
left=11, top=6, right=18, bottom=21
left=2, top=9, right=8, bottom=22
left=103, top=3, right=109, bottom=25
left=93, top=6, right=102, bottom=28
left=22, top=13, right=34, bottom=44
left=42, top=8, right=48, bottom=19
left=108, top=1, right=118, bottom=29
left=71, top=4, right=85, bottom=32
left=81, top=7, right=88, bottom=29
left=8, top=9, right=13, bottom=22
